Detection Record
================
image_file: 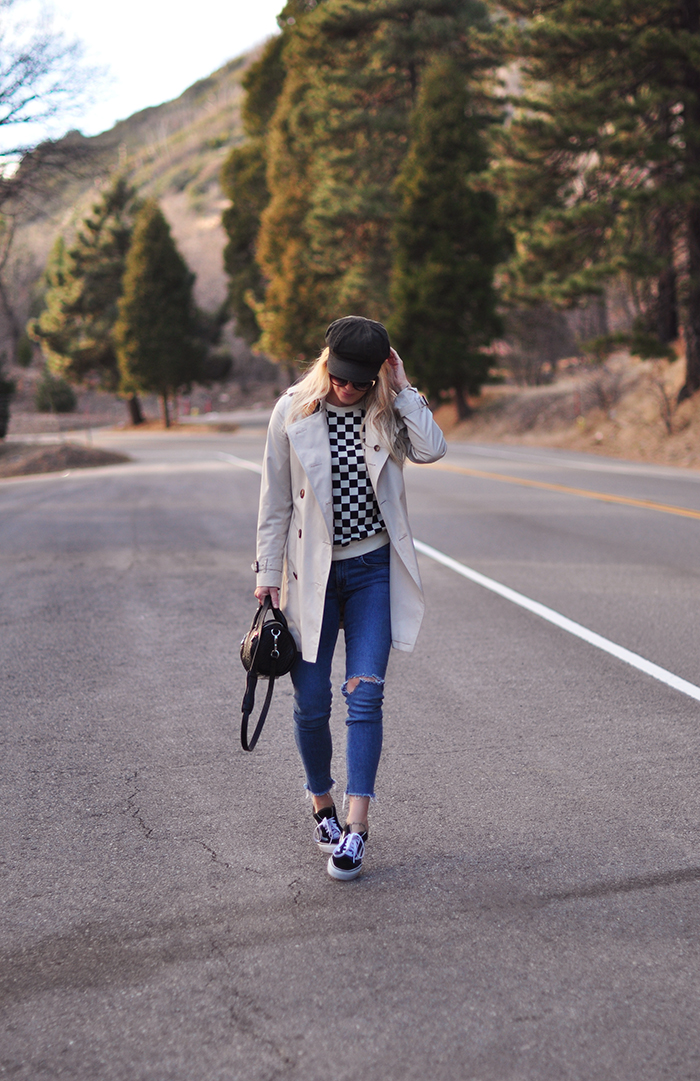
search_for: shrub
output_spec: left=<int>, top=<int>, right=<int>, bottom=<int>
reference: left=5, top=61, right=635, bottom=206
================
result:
left=16, top=333, right=33, bottom=368
left=35, top=370, right=77, bottom=413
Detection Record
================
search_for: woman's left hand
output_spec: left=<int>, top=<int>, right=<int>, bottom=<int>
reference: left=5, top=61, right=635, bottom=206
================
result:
left=385, top=347, right=411, bottom=392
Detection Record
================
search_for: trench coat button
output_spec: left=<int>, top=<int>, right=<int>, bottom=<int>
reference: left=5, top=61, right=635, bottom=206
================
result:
left=300, top=489, right=305, bottom=498
left=374, top=445, right=380, bottom=451
left=298, top=528, right=302, bottom=538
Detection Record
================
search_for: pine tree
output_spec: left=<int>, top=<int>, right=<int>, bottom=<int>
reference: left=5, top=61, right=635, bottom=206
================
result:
left=254, top=36, right=329, bottom=368
left=115, top=200, right=205, bottom=427
left=252, top=0, right=332, bottom=369
left=304, top=0, right=494, bottom=313
left=390, top=55, right=507, bottom=417
left=29, top=177, right=145, bottom=423
left=30, top=235, right=77, bottom=369
left=255, top=0, right=495, bottom=367
left=495, top=0, right=700, bottom=400
left=221, top=33, right=287, bottom=344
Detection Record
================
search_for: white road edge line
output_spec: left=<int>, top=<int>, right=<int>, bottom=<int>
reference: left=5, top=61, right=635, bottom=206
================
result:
left=414, top=539, right=700, bottom=704
left=217, top=453, right=263, bottom=474
left=216, top=452, right=700, bottom=703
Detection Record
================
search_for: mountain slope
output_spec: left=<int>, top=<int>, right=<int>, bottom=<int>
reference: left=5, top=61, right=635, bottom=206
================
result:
left=10, top=47, right=259, bottom=339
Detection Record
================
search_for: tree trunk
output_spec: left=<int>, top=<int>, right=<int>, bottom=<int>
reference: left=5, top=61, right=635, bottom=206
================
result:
left=679, top=0, right=700, bottom=401
left=161, top=393, right=171, bottom=428
left=454, top=384, right=472, bottom=420
left=0, top=220, right=20, bottom=364
left=126, top=393, right=144, bottom=425
left=0, top=395, right=10, bottom=439
left=655, top=209, right=678, bottom=344
left=0, top=272, right=21, bottom=363
left=679, top=204, right=700, bottom=401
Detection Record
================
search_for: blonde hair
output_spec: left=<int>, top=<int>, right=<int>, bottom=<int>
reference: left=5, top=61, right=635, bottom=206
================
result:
left=285, top=347, right=406, bottom=463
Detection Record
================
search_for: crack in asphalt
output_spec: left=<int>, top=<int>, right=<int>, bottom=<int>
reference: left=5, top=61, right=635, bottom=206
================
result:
left=122, top=771, right=154, bottom=839
left=197, top=841, right=231, bottom=869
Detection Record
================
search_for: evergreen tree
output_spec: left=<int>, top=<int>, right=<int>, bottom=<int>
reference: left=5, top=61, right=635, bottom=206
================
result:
left=390, top=55, right=507, bottom=418
left=250, top=0, right=332, bottom=369
left=254, top=29, right=328, bottom=369
left=115, top=200, right=205, bottom=427
left=29, top=177, right=145, bottom=423
left=221, top=32, right=287, bottom=344
left=256, top=0, right=495, bottom=368
left=305, top=0, right=494, bottom=313
left=30, top=234, right=76, bottom=368
left=495, top=0, right=700, bottom=400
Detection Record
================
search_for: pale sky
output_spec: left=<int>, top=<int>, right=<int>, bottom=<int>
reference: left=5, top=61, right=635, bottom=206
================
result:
left=50, top=0, right=284, bottom=137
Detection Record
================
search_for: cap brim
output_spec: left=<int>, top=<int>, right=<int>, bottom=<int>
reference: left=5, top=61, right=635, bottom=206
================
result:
left=327, top=351, right=383, bottom=382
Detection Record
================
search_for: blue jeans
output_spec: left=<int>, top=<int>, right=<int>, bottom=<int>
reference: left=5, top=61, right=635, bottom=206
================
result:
left=291, top=544, right=392, bottom=799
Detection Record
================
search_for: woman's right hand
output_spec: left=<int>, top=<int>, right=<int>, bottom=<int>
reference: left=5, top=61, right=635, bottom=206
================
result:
left=254, top=585, right=280, bottom=608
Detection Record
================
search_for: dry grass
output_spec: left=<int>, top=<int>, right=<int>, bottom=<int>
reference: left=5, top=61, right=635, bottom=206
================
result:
left=437, top=352, right=700, bottom=471
left=0, top=442, right=131, bottom=478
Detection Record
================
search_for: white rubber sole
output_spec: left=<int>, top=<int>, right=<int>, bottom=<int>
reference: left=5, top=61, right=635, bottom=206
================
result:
left=315, top=839, right=341, bottom=854
left=327, top=856, right=363, bottom=880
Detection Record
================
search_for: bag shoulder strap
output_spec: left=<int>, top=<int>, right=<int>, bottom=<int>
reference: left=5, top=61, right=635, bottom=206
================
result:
left=240, top=652, right=278, bottom=751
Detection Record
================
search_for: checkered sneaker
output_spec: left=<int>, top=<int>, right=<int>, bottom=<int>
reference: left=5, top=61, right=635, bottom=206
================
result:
left=326, top=408, right=385, bottom=547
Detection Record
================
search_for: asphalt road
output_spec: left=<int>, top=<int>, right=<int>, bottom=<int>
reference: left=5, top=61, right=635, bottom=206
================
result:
left=2, top=426, right=700, bottom=1081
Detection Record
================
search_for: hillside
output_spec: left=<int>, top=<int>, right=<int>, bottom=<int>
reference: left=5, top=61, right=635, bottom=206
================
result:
left=7, top=46, right=261, bottom=345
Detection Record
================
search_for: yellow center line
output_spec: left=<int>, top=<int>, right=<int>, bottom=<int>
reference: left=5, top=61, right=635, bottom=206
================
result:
left=419, top=461, right=700, bottom=521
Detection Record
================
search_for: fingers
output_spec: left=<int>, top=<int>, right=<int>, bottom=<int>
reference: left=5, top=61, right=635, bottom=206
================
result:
left=387, top=348, right=410, bottom=390
left=254, top=585, right=280, bottom=607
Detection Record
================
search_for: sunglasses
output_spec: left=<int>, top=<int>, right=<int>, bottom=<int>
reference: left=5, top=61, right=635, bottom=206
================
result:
left=329, top=375, right=376, bottom=391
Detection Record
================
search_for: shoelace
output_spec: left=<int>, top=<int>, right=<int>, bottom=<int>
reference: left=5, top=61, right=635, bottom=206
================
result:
left=336, top=832, right=364, bottom=861
left=315, top=816, right=341, bottom=843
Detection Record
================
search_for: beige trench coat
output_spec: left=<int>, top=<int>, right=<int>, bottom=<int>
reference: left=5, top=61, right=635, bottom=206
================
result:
left=254, top=386, right=447, bottom=663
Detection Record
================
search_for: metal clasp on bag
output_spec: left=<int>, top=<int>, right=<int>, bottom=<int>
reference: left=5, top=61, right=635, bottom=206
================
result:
left=270, top=627, right=281, bottom=658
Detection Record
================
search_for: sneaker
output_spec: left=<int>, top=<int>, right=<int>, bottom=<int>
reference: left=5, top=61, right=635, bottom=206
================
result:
left=327, top=827, right=368, bottom=881
left=312, top=806, right=343, bottom=853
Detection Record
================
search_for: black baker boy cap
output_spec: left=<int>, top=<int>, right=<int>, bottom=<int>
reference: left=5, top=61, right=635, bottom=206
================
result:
left=325, top=315, right=390, bottom=382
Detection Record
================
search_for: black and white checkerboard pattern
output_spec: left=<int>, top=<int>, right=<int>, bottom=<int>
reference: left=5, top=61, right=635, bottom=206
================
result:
left=326, top=408, right=385, bottom=546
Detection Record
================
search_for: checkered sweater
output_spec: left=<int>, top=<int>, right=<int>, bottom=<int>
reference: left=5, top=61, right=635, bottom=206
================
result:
left=326, top=404, right=385, bottom=546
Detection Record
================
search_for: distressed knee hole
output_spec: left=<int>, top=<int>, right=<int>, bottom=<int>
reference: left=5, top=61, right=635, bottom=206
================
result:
left=343, top=675, right=384, bottom=695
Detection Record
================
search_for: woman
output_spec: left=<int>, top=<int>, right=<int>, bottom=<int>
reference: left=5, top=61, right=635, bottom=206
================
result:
left=254, top=315, right=446, bottom=880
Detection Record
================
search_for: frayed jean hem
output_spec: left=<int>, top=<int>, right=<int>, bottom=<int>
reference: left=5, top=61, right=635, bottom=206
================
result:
left=304, top=781, right=336, bottom=799
left=343, top=791, right=377, bottom=805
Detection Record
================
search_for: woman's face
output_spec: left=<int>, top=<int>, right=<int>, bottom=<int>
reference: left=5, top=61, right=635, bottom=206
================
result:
left=326, top=376, right=369, bottom=408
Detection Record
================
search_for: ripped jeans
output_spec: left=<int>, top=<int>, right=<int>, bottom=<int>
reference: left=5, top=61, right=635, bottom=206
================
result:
left=290, top=543, right=392, bottom=799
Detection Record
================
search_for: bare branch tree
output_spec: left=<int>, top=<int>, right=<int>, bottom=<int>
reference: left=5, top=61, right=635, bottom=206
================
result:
left=0, top=0, right=99, bottom=361
left=0, top=0, right=91, bottom=156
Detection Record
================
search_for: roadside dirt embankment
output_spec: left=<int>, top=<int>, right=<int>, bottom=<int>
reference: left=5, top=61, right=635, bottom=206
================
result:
left=437, top=352, right=700, bottom=471
left=0, top=442, right=131, bottom=478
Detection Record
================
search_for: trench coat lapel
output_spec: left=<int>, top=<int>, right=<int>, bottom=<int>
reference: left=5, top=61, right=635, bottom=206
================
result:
left=287, top=410, right=334, bottom=540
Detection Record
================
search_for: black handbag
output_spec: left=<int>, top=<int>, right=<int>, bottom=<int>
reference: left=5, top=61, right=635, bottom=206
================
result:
left=240, top=596, right=297, bottom=751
